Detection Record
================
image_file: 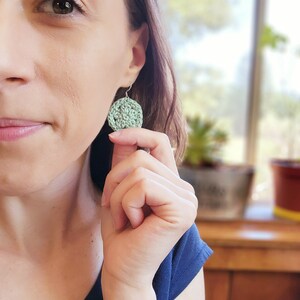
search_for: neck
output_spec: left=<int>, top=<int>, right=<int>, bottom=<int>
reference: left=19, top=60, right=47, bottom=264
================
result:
left=0, top=148, right=101, bottom=261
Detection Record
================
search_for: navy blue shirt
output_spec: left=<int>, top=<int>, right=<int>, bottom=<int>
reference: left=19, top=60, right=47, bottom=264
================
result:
left=85, top=224, right=213, bottom=300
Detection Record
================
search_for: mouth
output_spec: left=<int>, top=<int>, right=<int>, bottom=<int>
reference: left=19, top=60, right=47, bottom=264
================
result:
left=0, top=118, right=47, bottom=142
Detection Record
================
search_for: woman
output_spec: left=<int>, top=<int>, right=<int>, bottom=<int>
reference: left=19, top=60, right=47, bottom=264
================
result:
left=0, top=0, right=212, bottom=299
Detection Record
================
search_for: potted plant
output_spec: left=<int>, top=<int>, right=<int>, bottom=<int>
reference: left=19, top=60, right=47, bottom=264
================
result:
left=271, top=160, right=300, bottom=221
left=179, top=116, right=254, bottom=220
left=269, top=95, right=300, bottom=221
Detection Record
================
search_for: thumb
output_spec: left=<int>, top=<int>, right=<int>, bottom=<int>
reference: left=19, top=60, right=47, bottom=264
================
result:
left=109, top=132, right=137, bottom=167
left=111, top=144, right=137, bottom=168
left=101, top=133, right=137, bottom=207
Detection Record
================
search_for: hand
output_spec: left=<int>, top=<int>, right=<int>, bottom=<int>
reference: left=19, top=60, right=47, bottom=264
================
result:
left=100, top=128, right=197, bottom=295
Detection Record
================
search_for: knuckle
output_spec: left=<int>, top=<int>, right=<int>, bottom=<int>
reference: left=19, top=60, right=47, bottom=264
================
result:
left=132, top=166, right=147, bottom=179
left=191, top=204, right=198, bottom=220
left=183, top=180, right=195, bottom=194
left=159, top=132, right=171, bottom=146
left=138, top=177, right=151, bottom=191
left=169, top=199, right=198, bottom=232
left=134, top=149, right=148, bottom=161
left=189, top=193, right=198, bottom=209
left=182, top=204, right=197, bottom=229
left=179, top=179, right=198, bottom=208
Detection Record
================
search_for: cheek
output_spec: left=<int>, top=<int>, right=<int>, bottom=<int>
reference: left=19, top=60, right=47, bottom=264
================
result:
left=40, top=30, right=128, bottom=139
left=4, top=31, right=128, bottom=189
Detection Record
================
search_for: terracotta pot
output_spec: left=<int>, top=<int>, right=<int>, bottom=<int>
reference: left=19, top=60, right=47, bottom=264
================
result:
left=179, top=165, right=254, bottom=220
left=271, top=159, right=300, bottom=221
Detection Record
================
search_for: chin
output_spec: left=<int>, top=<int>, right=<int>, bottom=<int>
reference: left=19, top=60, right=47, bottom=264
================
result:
left=0, top=167, right=54, bottom=197
left=0, top=145, right=88, bottom=197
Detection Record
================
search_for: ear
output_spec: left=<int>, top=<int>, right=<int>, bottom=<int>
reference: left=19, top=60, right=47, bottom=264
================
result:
left=121, top=23, right=149, bottom=86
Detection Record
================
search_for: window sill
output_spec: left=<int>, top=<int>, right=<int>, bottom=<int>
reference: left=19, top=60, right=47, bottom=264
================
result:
left=196, top=202, right=300, bottom=272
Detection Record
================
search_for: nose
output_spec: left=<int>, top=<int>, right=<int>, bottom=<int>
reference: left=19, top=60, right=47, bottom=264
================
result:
left=0, top=4, right=36, bottom=91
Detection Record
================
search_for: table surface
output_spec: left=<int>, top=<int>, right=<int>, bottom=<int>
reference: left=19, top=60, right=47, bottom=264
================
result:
left=200, top=202, right=300, bottom=300
left=196, top=202, right=300, bottom=249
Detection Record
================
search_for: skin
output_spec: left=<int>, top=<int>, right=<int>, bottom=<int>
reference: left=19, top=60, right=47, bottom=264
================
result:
left=0, top=0, right=205, bottom=299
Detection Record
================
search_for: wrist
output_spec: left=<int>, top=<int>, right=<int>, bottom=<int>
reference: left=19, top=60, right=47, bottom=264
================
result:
left=101, top=268, right=156, bottom=300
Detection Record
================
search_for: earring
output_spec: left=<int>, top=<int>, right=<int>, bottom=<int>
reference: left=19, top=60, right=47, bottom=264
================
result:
left=108, top=85, right=143, bottom=132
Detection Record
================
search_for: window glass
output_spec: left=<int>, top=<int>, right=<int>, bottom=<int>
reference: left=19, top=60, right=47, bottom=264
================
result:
left=255, top=0, right=300, bottom=201
left=163, top=0, right=256, bottom=163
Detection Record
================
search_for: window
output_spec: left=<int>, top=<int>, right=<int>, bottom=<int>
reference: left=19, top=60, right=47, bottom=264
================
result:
left=255, top=0, right=300, bottom=201
left=164, top=0, right=300, bottom=203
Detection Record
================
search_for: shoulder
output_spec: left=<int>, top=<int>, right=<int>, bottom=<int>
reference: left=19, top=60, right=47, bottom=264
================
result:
left=153, top=224, right=213, bottom=300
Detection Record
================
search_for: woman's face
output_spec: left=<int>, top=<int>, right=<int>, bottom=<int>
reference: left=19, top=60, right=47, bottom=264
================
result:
left=0, top=0, right=143, bottom=195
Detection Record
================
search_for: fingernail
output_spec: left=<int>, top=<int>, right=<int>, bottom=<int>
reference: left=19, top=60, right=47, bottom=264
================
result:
left=109, top=131, right=121, bottom=138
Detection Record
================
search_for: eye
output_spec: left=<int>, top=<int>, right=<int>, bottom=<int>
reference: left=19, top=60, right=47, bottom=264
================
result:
left=53, top=1, right=75, bottom=14
left=37, top=0, right=84, bottom=15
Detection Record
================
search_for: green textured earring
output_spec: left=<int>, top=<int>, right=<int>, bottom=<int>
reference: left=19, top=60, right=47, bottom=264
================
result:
left=108, top=85, right=143, bottom=131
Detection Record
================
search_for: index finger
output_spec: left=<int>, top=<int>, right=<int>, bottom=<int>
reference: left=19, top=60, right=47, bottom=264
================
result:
left=109, top=128, right=178, bottom=174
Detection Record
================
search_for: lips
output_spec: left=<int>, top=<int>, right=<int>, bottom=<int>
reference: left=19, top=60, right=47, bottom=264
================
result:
left=0, top=119, right=44, bottom=127
left=0, top=118, right=46, bottom=141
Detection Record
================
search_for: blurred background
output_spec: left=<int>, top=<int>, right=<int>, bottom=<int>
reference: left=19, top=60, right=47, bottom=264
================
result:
left=161, top=2, right=300, bottom=299
left=162, top=0, right=300, bottom=205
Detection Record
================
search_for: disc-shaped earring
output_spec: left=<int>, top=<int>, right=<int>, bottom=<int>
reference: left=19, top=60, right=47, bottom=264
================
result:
left=108, top=87, right=143, bottom=131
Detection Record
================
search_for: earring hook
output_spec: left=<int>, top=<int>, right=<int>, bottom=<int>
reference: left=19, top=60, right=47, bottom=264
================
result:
left=125, top=85, right=132, bottom=98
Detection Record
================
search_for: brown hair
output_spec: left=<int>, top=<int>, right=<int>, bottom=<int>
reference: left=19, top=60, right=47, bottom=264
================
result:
left=90, top=0, right=187, bottom=191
